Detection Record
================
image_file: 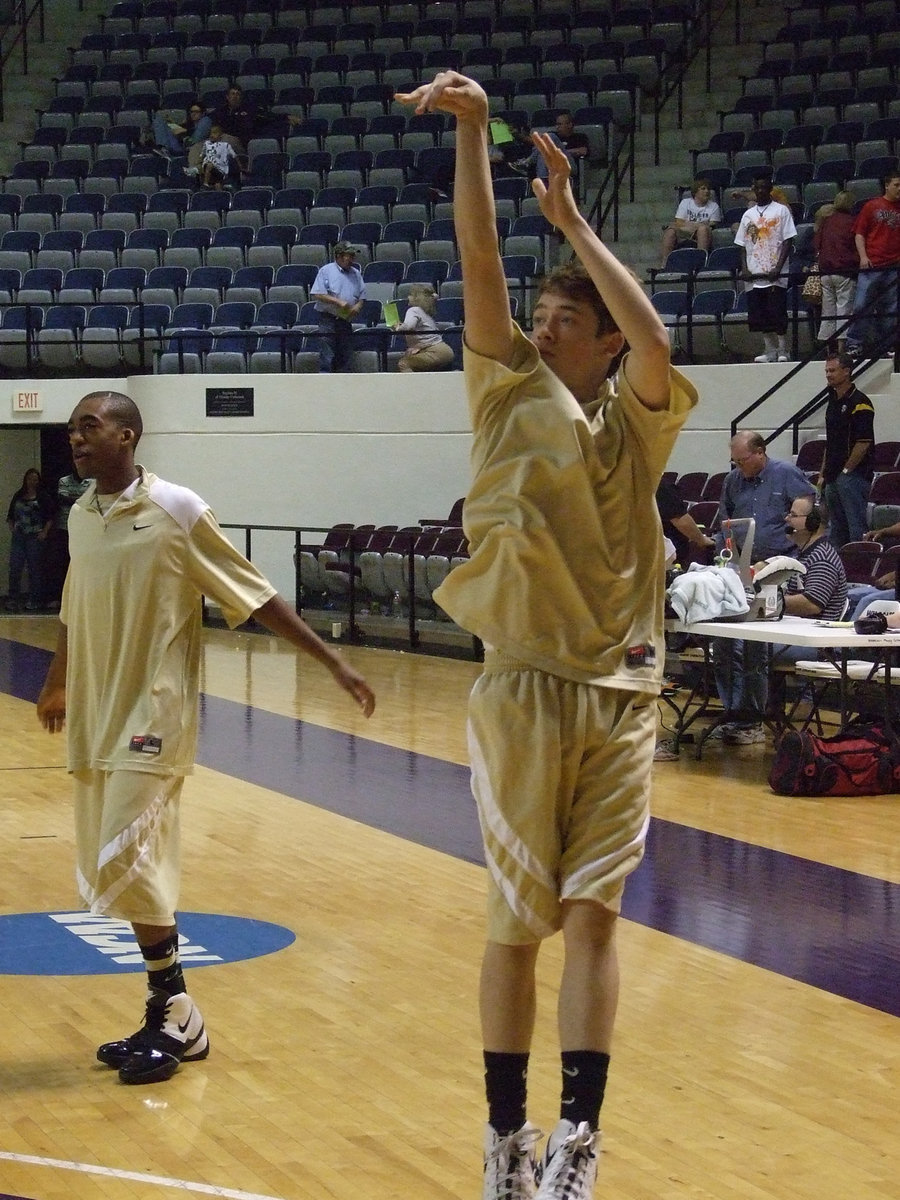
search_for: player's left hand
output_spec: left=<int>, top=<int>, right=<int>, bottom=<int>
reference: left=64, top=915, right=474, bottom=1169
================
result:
left=529, top=132, right=580, bottom=230
left=332, top=663, right=376, bottom=717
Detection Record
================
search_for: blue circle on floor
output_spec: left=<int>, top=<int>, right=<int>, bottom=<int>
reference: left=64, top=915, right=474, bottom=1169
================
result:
left=0, top=911, right=295, bottom=975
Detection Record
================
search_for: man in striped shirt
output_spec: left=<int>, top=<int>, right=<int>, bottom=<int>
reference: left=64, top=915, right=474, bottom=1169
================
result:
left=715, top=494, right=847, bottom=744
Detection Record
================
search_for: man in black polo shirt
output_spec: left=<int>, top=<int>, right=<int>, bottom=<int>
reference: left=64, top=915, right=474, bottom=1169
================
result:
left=817, top=353, right=875, bottom=547
left=655, top=477, right=714, bottom=568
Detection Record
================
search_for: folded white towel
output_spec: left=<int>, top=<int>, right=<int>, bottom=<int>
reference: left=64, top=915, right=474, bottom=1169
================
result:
left=668, top=565, right=749, bottom=623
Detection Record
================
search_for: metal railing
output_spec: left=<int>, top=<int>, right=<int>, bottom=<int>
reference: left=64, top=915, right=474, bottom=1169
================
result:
left=217, top=521, right=479, bottom=658
left=0, top=0, right=44, bottom=122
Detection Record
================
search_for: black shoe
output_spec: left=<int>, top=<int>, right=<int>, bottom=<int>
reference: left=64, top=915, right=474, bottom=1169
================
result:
left=98, top=990, right=209, bottom=1084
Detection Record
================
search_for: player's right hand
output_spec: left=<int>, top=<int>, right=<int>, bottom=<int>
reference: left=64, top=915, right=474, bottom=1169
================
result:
left=36, top=686, right=66, bottom=733
left=395, top=72, right=488, bottom=123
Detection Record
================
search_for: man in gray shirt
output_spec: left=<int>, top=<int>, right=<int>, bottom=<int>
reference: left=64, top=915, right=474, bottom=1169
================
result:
left=310, top=242, right=366, bottom=373
left=716, top=429, right=816, bottom=558
left=712, top=430, right=815, bottom=744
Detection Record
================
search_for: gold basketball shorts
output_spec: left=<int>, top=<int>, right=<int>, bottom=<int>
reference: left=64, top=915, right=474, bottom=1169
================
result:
left=468, top=653, right=655, bottom=944
left=72, top=768, right=184, bottom=925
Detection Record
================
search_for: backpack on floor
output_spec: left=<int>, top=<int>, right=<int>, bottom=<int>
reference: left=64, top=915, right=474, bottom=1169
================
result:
left=768, top=722, right=900, bottom=797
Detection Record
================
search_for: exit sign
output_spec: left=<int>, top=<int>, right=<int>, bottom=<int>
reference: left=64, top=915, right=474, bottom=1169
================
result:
left=12, top=389, right=42, bottom=413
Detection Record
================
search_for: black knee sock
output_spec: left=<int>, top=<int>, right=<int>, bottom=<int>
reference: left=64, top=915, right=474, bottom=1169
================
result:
left=560, top=1050, right=610, bottom=1130
left=484, top=1051, right=530, bottom=1136
left=140, top=932, right=186, bottom=998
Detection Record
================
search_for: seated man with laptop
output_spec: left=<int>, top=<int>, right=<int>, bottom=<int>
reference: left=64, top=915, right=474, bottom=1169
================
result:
left=713, top=494, right=848, bottom=743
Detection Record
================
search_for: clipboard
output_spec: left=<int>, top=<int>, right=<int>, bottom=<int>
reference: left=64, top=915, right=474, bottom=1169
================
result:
left=489, top=119, right=514, bottom=145
left=382, top=300, right=399, bottom=326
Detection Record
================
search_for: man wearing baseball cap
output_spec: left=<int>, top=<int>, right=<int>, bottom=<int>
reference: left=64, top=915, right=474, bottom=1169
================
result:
left=310, top=242, right=367, bottom=372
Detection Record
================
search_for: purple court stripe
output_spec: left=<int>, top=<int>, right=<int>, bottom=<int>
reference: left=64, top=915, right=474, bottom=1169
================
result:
left=4, top=638, right=899, bottom=1017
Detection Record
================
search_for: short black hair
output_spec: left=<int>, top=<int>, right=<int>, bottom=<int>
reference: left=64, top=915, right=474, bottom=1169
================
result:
left=81, top=390, right=143, bottom=447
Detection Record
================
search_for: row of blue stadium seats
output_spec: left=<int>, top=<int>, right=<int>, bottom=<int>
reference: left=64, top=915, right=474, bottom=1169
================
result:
left=62, top=40, right=678, bottom=83
left=6, top=155, right=458, bottom=193
left=0, top=225, right=549, bottom=279
left=0, top=290, right=480, bottom=328
left=761, top=28, right=900, bottom=73
left=696, top=132, right=900, bottom=167
left=0, top=211, right=548, bottom=248
left=85, top=7, right=691, bottom=52
left=297, top=521, right=471, bottom=608
left=44, top=78, right=616, bottom=121
left=0, top=296, right=473, bottom=332
left=675, top=169, right=885, bottom=210
left=0, top=260, right=536, bottom=313
left=0, top=178, right=537, bottom=222
left=0, top=259, right=531, bottom=308
left=0, top=314, right=472, bottom=375
left=649, top=288, right=823, bottom=329
left=726, top=87, right=900, bottom=127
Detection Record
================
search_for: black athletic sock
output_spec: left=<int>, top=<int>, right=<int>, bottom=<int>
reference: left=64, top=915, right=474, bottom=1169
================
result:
left=484, top=1051, right=530, bottom=1136
left=560, top=1050, right=610, bottom=1130
left=140, top=932, right=186, bottom=998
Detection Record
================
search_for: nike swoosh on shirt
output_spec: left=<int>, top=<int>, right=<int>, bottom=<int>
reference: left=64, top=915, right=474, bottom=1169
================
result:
left=133, top=523, right=153, bottom=530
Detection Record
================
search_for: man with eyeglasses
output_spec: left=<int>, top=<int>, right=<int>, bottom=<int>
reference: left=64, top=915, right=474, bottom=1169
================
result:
left=716, top=430, right=815, bottom=561
left=151, top=101, right=211, bottom=161
left=711, top=430, right=815, bottom=744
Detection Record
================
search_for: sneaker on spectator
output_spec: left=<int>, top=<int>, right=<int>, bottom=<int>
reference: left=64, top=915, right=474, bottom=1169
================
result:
left=653, top=739, right=679, bottom=762
left=776, top=353, right=790, bottom=362
left=703, top=723, right=730, bottom=741
left=535, top=1120, right=598, bottom=1200
left=723, top=722, right=765, bottom=745
left=753, top=351, right=777, bottom=363
left=483, top=1122, right=542, bottom=1200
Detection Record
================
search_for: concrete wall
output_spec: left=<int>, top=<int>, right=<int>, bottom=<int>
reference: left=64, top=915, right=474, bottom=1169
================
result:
left=1, top=362, right=896, bottom=597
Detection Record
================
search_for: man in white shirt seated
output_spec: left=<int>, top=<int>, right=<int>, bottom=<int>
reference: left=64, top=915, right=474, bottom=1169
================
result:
left=659, top=179, right=723, bottom=264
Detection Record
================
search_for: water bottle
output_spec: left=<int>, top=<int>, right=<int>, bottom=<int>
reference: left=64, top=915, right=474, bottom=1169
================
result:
left=392, top=589, right=402, bottom=617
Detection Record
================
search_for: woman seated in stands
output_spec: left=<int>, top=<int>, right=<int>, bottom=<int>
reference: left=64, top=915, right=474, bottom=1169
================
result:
left=392, top=285, right=455, bottom=372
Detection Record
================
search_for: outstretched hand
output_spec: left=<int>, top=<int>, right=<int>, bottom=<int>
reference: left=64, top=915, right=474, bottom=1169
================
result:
left=529, top=131, right=581, bottom=231
left=394, top=71, right=489, bottom=123
left=332, top=661, right=376, bottom=718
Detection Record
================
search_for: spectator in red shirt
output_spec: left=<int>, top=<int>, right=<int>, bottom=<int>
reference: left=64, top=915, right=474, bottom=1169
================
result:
left=848, top=172, right=900, bottom=357
left=814, top=190, right=857, bottom=354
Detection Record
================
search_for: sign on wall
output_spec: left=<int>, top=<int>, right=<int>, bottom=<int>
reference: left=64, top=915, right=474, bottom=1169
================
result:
left=206, top=387, right=254, bottom=417
left=11, top=389, right=42, bottom=414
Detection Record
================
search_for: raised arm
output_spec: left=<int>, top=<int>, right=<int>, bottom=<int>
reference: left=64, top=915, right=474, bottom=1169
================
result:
left=529, top=131, right=671, bottom=409
left=395, top=72, right=515, bottom=363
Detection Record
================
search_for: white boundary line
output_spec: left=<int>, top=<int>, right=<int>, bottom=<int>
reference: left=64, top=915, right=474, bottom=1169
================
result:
left=0, top=1151, right=283, bottom=1200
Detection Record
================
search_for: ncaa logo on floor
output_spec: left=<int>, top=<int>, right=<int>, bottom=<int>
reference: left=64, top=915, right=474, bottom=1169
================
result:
left=0, top=911, right=295, bottom=975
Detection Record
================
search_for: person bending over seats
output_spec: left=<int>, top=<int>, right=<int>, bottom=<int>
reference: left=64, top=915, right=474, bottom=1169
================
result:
left=396, top=70, right=696, bottom=1200
left=393, top=284, right=455, bottom=371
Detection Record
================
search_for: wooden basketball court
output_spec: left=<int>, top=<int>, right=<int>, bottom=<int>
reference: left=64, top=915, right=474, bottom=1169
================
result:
left=0, top=614, right=897, bottom=1200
